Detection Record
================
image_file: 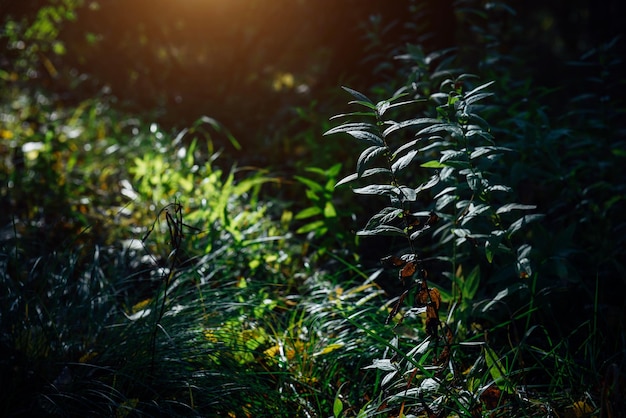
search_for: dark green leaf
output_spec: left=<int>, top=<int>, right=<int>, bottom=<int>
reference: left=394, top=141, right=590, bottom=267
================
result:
left=496, top=203, right=537, bottom=214
left=383, top=118, right=440, bottom=137
left=329, top=111, right=377, bottom=120
left=342, top=86, right=374, bottom=104
left=335, top=168, right=392, bottom=187
left=363, top=207, right=403, bottom=230
left=470, top=146, right=510, bottom=160
left=416, top=174, right=440, bottom=194
left=464, top=80, right=495, bottom=99
left=357, top=145, right=388, bottom=177
left=507, top=214, right=545, bottom=236
left=357, top=225, right=406, bottom=237
left=348, top=100, right=378, bottom=110
left=391, top=150, right=417, bottom=174
left=394, top=138, right=425, bottom=157
left=353, top=184, right=398, bottom=196
left=417, top=123, right=464, bottom=138
left=434, top=186, right=457, bottom=199
left=399, top=186, right=417, bottom=202
left=376, top=100, right=390, bottom=116
left=409, top=225, right=431, bottom=241
left=464, top=92, right=493, bottom=105
left=324, top=123, right=377, bottom=136
left=346, top=130, right=384, bottom=146
left=440, top=150, right=466, bottom=163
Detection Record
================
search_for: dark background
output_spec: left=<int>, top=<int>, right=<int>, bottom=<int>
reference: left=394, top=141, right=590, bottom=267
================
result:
left=3, top=0, right=624, bottom=162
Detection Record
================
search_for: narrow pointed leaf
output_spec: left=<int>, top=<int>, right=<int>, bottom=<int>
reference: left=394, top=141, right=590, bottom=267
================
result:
left=391, top=149, right=418, bottom=174
left=335, top=168, right=392, bottom=187
left=383, top=118, right=440, bottom=137
left=363, top=207, right=403, bottom=230
left=353, top=184, right=398, bottom=196
left=342, top=86, right=374, bottom=104
left=465, top=92, right=494, bottom=105
left=357, top=145, right=388, bottom=177
left=324, top=123, right=377, bottom=136
left=357, top=225, right=406, bottom=237
left=507, top=214, right=545, bottom=236
left=496, top=203, right=537, bottom=214
left=464, top=80, right=495, bottom=99
left=347, top=130, right=384, bottom=146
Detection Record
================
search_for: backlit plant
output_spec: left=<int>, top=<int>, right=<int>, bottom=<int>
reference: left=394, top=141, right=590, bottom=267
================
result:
left=325, top=46, right=543, bottom=415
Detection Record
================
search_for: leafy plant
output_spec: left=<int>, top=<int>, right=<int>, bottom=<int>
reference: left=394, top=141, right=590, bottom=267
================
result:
left=325, top=50, right=543, bottom=414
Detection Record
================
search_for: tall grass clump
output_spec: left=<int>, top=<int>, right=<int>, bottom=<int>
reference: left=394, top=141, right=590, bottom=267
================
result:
left=0, top=86, right=309, bottom=416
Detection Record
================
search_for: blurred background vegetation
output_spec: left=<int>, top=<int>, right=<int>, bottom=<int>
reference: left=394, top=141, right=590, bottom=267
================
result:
left=1, top=0, right=625, bottom=416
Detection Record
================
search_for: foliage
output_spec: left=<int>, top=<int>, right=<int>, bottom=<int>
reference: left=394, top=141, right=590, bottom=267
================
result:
left=2, top=0, right=626, bottom=416
left=325, top=66, right=543, bottom=415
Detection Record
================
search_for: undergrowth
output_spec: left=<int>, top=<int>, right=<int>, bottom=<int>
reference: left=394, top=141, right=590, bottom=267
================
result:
left=1, top=1, right=625, bottom=417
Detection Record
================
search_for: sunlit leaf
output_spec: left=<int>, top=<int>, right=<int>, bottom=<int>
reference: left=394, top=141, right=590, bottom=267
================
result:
left=507, top=214, right=544, bottom=236
left=464, top=80, right=495, bottom=98
left=335, top=167, right=392, bottom=188
left=357, top=225, right=405, bottom=237
left=496, top=203, right=537, bottom=214
left=391, top=149, right=417, bottom=174
left=383, top=117, right=440, bottom=137
left=324, top=122, right=377, bottom=136
left=346, top=130, right=384, bottom=146
left=357, top=145, right=388, bottom=177
left=353, top=184, right=398, bottom=196
left=421, top=160, right=447, bottom=168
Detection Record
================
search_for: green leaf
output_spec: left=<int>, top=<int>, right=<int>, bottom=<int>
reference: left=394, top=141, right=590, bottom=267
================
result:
left=294, top=175, right=324, bottom=194
left=464, top=92, right=493, bottom=105
left=357, top=145, right=388, bottom=177
left=335, top=168, right=392, bottom=188
left=485, top=240, right=494, bottom=263
left=416, top=123, right=464, bottom=139
left=464, top=80, right=495, bottom=99
left=496, top=203, right=537, bottom=214
left=440, top=150, right=466, bottom=163
left=383, top=117, right=440, bottom=137
left=376, top=100, right=390, bottom=116
left=295, top=206, right=321, bottom=220
left=323, top=201, right=337, bottom=218
left=330, top=111, right=377, bottom=120
left=357, top=225, right=405, bottom=237
left=421, top=160, right=447, bottom=168
left=296, top=220, right=326, bottom=234
left=470, top=146, right=509, bottom=160
left=463, top=266, right=480, bottom=300
left=341, top=86, right=374, bottom=104
left=394, top=137, right=425, bottom=157
left=409, top=225, right=430, bottom=241
left=507, top=214, right=544, bottom=236
left=346, top=130, right=384, bottom=146
left=353, top=184, right=398, bottom=196
left=483, top=345, right=514, bottom=394
left=348, top=100, right=378, bottom=110
left=333, top=395, right=343, bottom=418
left=324, top=123, right=377, bottom=136
left=391, top=150, right=417, bottom=175
left=363, top=207, right=403, bottom=230
left=398, top=186, right=417, bottom=202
